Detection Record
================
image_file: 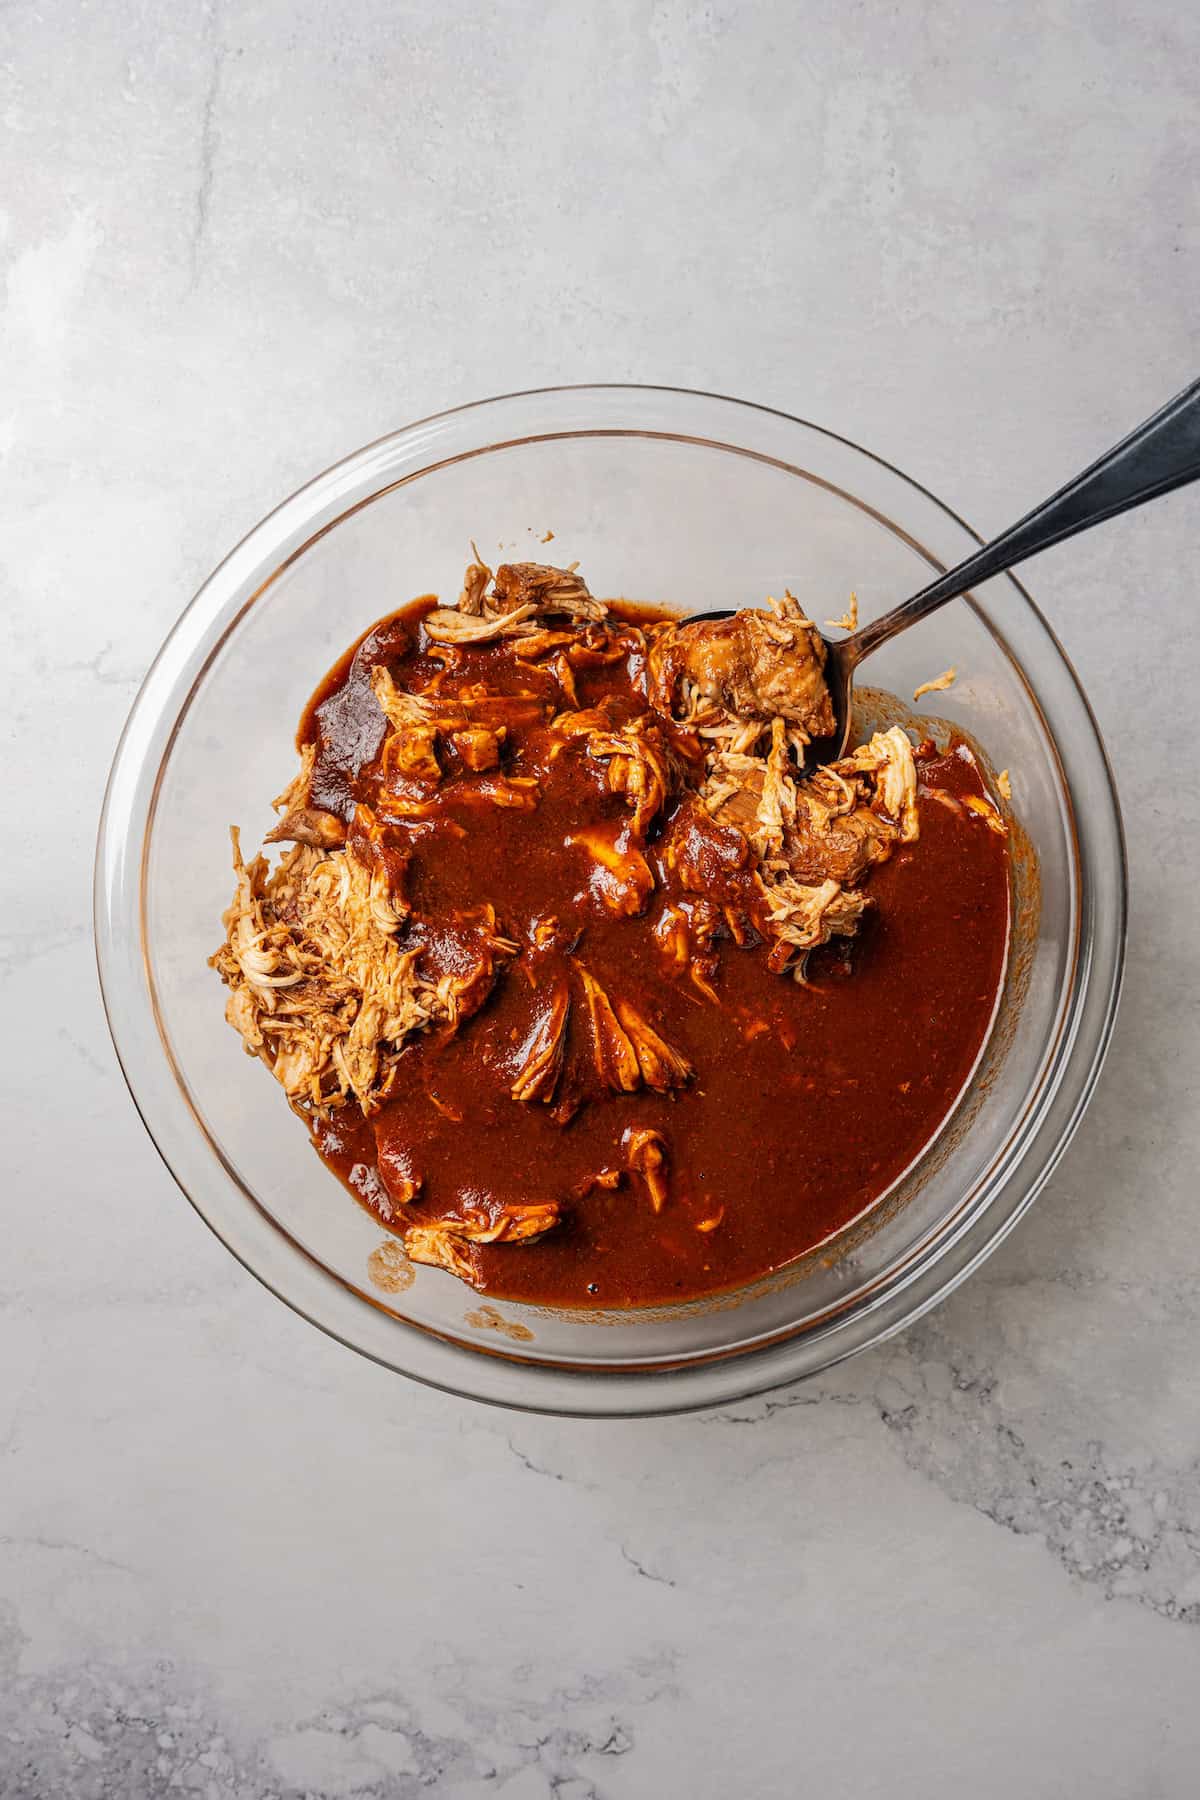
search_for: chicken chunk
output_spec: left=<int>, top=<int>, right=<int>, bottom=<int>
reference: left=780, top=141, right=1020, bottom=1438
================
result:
left=835, top=727, right=920, bottom=842
left=566, top=822, right=655, bottom=917
left=453, top=1198, right=564, bottom=1244
left=759, top=873, right=868, bottom=969
left=491, top=561, right=606, bottom=621
left=696, top=721, right=921, bottom=971
left=573, top=967, right=692, bottom=1095
left=402, top=1224, right=479, bottom=1285
left=264, top=742, right=347, bottom=847
left=423, top=560, right=608, bottom=644
left=576, top=966, right=641, bottom=1093
left=402, top=1199, right=564, bottom=1288
left=705, top=750, right=893, bottom=888
left=613, top=999, right=694, bottom=1091
left=450, top=725, right=504, bottom=771
left=511, top=982, right=571, bottom=1103
left=579, top=717, right=683, bottom=836
left=649, top=596, right=836, bottom=743
left=264, top=805, right=347, bottom=849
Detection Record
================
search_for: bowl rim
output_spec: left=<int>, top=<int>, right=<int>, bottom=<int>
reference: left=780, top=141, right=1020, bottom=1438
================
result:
left=95, top=383, right=1127, bottom=1416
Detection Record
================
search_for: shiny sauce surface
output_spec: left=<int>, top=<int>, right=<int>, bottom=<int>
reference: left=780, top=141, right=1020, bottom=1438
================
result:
left=304, top=601, right=1011, bottom=1307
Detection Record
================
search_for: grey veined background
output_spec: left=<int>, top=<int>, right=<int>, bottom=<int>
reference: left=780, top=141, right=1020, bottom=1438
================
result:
left=2, top=3, right=1199, bottom=1796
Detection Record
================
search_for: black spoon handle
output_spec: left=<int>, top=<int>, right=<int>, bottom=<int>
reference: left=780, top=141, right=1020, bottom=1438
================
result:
left=850, top=374, right=1200, bottom=665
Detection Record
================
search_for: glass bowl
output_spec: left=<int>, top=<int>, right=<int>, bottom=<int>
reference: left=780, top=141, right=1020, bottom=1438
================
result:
left=95, top=386, right=1126, bottom=1416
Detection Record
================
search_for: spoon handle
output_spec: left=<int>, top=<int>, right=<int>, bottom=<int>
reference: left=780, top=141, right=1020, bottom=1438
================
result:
left=850, top=374, right=1200, bottom=664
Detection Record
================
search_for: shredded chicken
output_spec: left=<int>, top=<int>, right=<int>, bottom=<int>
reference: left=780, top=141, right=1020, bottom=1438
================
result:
left=264, top=805, right=347, bottom=849
left=210, top=822, right=513, bottom=1115
left=566, top=822, right=655, bottom=917
left=451, top=725, right=504, bottom=771
left=576, top=966, right=641, bottom=1093
left=824, top=592, right=859, bottom=633
left=835, top=727, right=920, bottom=843
left=699, top=721, right=920, bottom=972
left=401, top=1223, right=478, bottom=1284
left=264, top=744, right=348, bottom=847
left=372, top=670, right=547, bottom=795
left=493, top=561, right=605, bottom=620
left=402, top=1200, right=563, bottom=1288
left=424, top=559, right=607, bottom=644
left=913, top=667, right=957, bottom=702
left=453, top=1199, right=564, bottom=1243
left=269, top=743, right=317, bottom=818
left=571, top=967, right=693, bottom=1095
left=759, top=874, right=868, bottom=969
left=457, top=552, right=491, bottom=614
left=624, top=1128, right=671, bottom=1213
left=510, top=982, right=571, bottom=1103
left=648, top=592, right=836, bottom=744
left=371, top=667, right=443, bottom=732
left=613, top=998, right=694, bottom=1091
left=963, top=793, right=1008, bottom=836
left=578, top=717, right=680, bottom=836
left=215, top=552, right=955, bottom=1291
left=652, top=898, right=722, bottom=1005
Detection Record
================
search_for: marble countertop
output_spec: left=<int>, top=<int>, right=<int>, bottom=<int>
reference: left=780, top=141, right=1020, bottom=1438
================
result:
left=4, top=3, right=1199, bottom=1794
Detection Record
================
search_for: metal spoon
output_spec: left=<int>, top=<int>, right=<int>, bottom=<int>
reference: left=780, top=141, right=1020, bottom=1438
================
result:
left=694, top=375, right=1200, bottom=769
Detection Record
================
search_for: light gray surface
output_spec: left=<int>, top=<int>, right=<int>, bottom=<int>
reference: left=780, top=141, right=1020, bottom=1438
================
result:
left=3, top=2, right=1199, bottom=1794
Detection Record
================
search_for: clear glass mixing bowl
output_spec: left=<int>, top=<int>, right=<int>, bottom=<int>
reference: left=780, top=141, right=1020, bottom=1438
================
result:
left=95, top=386, right=1126, bottom=1415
